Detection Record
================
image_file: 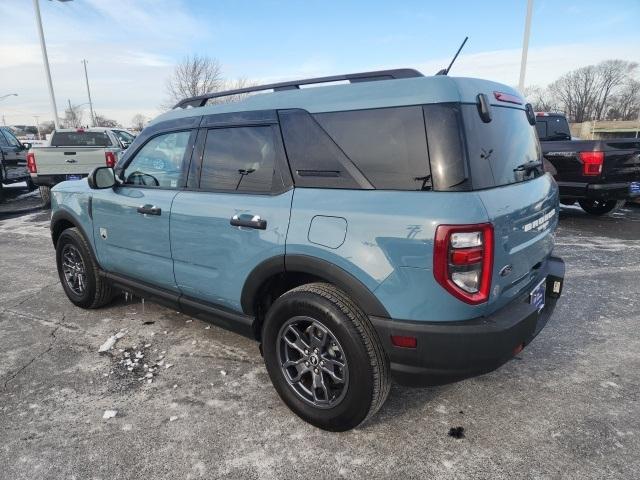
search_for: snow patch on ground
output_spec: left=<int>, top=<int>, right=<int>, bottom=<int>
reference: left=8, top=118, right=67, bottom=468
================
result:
left=0, top=212, right=50, bottom=238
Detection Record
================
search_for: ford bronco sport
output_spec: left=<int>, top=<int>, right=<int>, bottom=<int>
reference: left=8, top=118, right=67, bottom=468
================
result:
left=50, top=69, right=565, bottom=431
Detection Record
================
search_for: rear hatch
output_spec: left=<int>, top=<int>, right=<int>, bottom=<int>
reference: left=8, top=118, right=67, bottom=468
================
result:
left=461, top=102, right=558, bottom=314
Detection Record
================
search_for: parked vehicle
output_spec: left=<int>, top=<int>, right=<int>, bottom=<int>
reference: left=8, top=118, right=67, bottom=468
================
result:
left=536, top=112, right=640, bottom=215
left=28, top=127, right=133, bottom=206
left=0, top=126, right=36, bottom=201
left=50, top=69, right=565, bottom=431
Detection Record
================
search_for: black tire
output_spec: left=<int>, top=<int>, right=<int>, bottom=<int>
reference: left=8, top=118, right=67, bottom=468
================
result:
left=26, top=177, right=38, bottom=192
left=56, top=227, right=113, bottom=309
left=578, top=199, right=624, bottom=215
left=262, top=282, right=390, bottom=431
left=39, top=185, right=51, bottom=208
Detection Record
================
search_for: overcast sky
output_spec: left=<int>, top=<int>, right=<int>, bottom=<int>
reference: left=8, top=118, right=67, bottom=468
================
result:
left=1, top=0, right=639, bottom=127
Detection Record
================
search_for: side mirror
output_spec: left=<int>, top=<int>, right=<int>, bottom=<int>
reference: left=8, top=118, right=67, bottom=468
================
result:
left=88, top=166, right=116, bottom=189
left=22, top=142, right=32, bottom=150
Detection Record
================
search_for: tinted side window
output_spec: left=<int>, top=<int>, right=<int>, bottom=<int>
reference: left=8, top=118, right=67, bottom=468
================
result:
left=278, top=109, right=365, bottom=189
left=200, top=126, right=275, bottom=192
left=123, top=130, right=193, bottom=188
left=0, top=130, right=9, bottom=147
left=2, top=129, right=21, bottom=147
left=314, top=106, right=430, bottom=190
left=422, top=103, right=470, bottom=191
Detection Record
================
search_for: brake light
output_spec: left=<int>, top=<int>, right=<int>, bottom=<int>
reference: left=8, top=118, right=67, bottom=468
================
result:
left=105, top=151, right=116, bottom=168
left=26, top=152, right=37, bottom=173
left=493, top=91, right=523, bottom=105
left=579, top=151, right=603, bottom=176
left=433, top=224, right=494, bottom=305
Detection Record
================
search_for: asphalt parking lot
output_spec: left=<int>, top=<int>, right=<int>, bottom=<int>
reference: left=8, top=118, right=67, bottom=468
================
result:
left=1, top=192, right=639, bottom=479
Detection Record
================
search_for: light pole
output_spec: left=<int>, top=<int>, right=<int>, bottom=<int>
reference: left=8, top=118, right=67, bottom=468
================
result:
left=518, top=0, right=534, bottom=92
left=81, top=59, right=96, bottom=127
left=32, top=0, right=73, bottom=130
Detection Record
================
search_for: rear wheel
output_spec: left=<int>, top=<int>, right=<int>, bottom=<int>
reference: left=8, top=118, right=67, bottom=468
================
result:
left=39, top=185, right=51, bottom=208
left=26, top=177, right=38, bottom=191
left=262, top=283, right=390, bottom=431
left=56, top=227, right=113, bottom=309
left=578, top=199, right=624, bottom=215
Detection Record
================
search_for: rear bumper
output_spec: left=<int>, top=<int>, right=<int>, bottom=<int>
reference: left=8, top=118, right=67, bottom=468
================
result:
left=370, top=256, right=565, bottom=387
left=32, top=174, right=88, bottom=187
left=558, top=181, right=639, bottom=200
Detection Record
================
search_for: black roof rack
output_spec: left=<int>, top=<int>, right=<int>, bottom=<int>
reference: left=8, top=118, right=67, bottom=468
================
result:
left=173, top=68, right=424, bottom=109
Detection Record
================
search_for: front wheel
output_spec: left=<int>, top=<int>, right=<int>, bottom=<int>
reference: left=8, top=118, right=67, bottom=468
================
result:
left=56, top=227, right=113, bottom=309
left=262, top=283, right=390, bottom=431
left=578, top=199, right=624, bottom=215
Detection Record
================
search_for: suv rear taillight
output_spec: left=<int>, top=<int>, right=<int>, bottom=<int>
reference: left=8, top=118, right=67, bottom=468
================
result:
left=26, top=152, right=37, bottom=173
left=579, top=151, right=603, bottom=176
left=105, top=151, right=116, bottom=168
left=433, top=223, right=494, bottom=305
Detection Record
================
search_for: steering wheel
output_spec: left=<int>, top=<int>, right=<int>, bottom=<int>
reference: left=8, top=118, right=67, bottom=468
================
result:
left=127, top=171, right=159, bottom=187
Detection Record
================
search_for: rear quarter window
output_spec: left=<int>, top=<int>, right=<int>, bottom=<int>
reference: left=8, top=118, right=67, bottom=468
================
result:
left=462, top=105, right=543, bottom=189
left=313, top=106, right=431, bottom=190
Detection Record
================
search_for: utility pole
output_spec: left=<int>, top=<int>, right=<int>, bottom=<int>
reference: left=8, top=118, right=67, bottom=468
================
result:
left=2, top=115, right=5, bottom=126
left=81, top=59, right=96, bottom=127
left=33, top=0, right=60, bottom=129
left=518, top=0, right=534, bottom=92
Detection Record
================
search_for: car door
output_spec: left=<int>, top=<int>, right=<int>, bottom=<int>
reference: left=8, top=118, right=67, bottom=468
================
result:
left=91, top=129, right=197, bottom=292
left=0, top=128, right=28, bottom=181
left=170, top=113, right=293, bottom=313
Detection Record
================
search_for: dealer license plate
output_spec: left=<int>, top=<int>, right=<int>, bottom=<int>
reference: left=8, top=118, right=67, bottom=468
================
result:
left=530, top=278, right=546, bottom=312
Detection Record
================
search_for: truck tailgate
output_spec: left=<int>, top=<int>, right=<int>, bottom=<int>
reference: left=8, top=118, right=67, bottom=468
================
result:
left=33, top=147, right=109, bottom=175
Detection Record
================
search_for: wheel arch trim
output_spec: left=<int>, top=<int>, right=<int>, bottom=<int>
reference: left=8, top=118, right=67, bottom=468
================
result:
left=50, top=209, right=100, bottom=266
left=241, top=254, right=390, bottom=318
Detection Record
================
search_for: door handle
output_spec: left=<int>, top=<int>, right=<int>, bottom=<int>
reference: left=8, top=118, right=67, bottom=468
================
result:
left=137, top=204, right=162, bottom=216
left=230, top=214, right=267, bottom=230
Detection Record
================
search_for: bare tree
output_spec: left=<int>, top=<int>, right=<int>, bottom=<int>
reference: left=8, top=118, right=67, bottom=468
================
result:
left=207, top=77, right=259, bottom=105
left=522, top=85, right=559, bottom=112
left=164, top=55, right=224, bottom=107
left=131, top=114, right=147, bottom=131
left=93, top=113, right=120, bottom=128
left=606, top=79, right=640, bottom=120
left=547, top=60, right=637, bottom=122
left=63, top=104, right=84, bottom=128
left=38, top=121, right=55, bottom=136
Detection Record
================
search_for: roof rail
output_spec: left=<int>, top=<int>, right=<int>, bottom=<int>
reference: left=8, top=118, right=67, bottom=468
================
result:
left=173, top=68, right=424, bottom=109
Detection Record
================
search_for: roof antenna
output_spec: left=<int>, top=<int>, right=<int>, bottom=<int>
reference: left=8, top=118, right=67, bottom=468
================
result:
left=436, top=36, right=468, bottom=75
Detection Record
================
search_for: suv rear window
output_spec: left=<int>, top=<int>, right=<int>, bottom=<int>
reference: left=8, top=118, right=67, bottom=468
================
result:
left=314, top=106, right=430, bottom=190
left=51, top=131, right=111, bottom=147
left=462, top=105, right=543, bottom=189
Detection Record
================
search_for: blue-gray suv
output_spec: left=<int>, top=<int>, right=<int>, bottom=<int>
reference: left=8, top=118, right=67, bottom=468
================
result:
left=50, top=69, right=565, bottom=431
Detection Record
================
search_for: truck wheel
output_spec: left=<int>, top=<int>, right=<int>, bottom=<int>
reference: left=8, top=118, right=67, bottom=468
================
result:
left=262, top=282, right=390, bottom=431
left=26, top=177, right=38, bottom=192
left=39, top=185, right=51, bottom=208
left=578, top=199, right=624, bottom=215
left=56, top=227, right=113, bottom=309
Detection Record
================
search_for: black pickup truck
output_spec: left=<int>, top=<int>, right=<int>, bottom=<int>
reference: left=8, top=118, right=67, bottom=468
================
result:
left=536, top=112, right=640, bottom=215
